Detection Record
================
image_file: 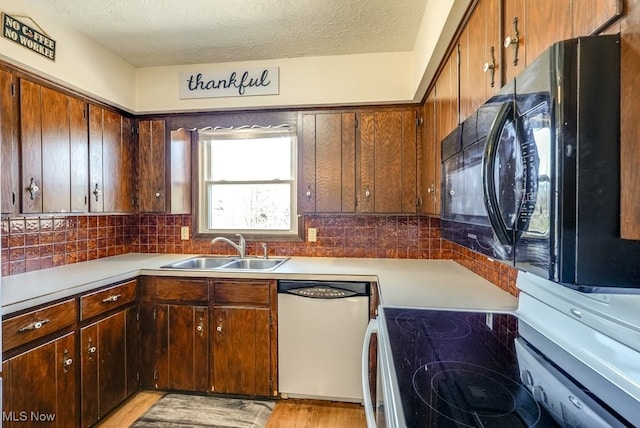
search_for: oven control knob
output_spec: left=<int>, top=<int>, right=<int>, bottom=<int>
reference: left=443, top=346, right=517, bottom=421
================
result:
left=533, top=385, right=548, bottom=404
left=520, top=369, right=534, bottom=386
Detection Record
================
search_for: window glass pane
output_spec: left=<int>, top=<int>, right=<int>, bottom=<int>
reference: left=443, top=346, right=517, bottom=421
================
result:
left=207, top=183, right=291, bottom=230
left=208, top=137, right=292, bottom=181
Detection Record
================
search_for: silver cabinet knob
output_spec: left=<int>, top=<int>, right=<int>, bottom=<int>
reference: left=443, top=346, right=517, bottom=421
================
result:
left=216, top=325, right=222, bottom=332
left=197, top=325, right=203, bottom=332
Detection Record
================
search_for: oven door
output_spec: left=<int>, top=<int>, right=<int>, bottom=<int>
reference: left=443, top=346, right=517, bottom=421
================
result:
left=362, top=318, right=400, bottom=428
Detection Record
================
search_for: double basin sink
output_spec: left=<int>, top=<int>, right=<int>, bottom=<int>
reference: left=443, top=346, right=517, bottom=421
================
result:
left=161, top=255, right=289, bottom=271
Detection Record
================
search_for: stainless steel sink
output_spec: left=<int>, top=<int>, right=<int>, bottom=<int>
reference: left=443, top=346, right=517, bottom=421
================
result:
left=161, top=256, right=236, bottom=269
left=220, top=258, right=288, bottom=271
left=161, top=256, right=289, bottom=271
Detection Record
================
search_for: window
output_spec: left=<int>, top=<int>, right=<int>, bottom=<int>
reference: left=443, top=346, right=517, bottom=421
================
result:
left=196, top=126, right=298, bottom=238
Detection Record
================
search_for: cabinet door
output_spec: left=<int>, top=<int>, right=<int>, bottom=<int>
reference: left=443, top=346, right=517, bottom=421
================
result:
left=81, top=310, right=130, bottom=427
left=19, top=79, right=43, bottom=213
left=89, top=105, right=134, bottom=213
left=138, top=119, right=166, bottom=212
left=41, top=85, right=72, bottom=213
left=359, top=110, right=417, bottom=213
left=299, top=113, right=356, bottom=213
left=89, top=104, right=105, bottom=212
left=155, top=304, right=209, bottom=392
left=573, top=0, right=622, bottom=36
left=70, top=97, right=89, bottom=212
left=211, top=306, right=271, bottom=396
left=525, top=0, right=572, bottom=66
left=1, top=68, right=18, bottom=215
left=2, top=332, right=76, bottom=428
left=420, top=89, right=439, bottom=215
left=459, top=0, right=501, bottom=121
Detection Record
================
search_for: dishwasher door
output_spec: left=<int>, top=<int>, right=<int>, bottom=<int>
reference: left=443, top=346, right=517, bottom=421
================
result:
left=278, top=280, right=370, bottom=402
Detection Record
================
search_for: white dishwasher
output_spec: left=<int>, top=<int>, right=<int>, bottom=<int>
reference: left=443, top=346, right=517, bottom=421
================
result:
left=277, top=280, right=370, bottom=402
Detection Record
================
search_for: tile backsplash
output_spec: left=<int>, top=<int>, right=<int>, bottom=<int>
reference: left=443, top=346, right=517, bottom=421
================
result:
left=0, top=213, right=517, bottom=296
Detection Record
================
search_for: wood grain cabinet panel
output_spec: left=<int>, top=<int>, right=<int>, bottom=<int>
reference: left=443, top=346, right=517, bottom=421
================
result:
left=80, top=279, right=138, bottom=321
left=2, top=298, right=76, bottom=352
left=153, top=304, right=209, bottom=392
left=81, top=307, right=139, bottom=427
left=299, top=112, right=356, bottom=213
left=419, top=89, right=439, bottom=215
left=138, top=119, right=167, bottom=212
left=2, top=333, right=76, bottom=428
left=211, top=279, right=276, bottom=397
left=359, top=110, right=418, bottom=213
left=0, top=68, right=18, bottom=215
left=19, top=79, right=44, bottom=213
left=89, top=104, right=135, bottom=213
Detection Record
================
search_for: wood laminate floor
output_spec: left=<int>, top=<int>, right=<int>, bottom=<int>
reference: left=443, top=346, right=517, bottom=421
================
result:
left=96, top=391, right=367, bottom=428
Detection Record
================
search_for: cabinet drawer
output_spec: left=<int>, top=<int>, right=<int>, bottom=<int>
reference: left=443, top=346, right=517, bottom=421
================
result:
left=3, top=298, right=77, bottom=352
left=156, top=277, right=209, bottom=302
left=212, top=280, right=271, bottom=307
left=80, top=280, right=138, bottom=320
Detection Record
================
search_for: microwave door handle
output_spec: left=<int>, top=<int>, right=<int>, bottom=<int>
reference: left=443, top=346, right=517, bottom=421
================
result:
left=483, top=101, right=515, bottom=245
left=362, top=319, right=378, bottom=428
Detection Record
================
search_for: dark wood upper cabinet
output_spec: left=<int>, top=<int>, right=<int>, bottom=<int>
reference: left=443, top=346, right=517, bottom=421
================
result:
left=138, top=119, right=167, bottom=212
left=19, top=79, right=44, bottom=214
left=299, top=112, right=356, bottom=213
left=459, top=0, right=500, bottom=121
left=0, top=68, right=18, bottom=216
left=19, top=80, right=83, bottom=214
left=420, top=89, right=439, bottom=216
left=89, top=104, right=135, bottom=213
left=359, top=110, right=418, bottom=213
left=70, top=97, right=89, bottom=212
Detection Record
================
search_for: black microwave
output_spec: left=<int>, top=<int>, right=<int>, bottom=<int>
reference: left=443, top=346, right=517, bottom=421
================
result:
left=441, top=34, right=640, bottom=293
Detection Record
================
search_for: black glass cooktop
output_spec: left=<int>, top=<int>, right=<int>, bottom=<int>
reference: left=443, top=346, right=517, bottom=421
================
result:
left=382, top=307, right=560, bottom=427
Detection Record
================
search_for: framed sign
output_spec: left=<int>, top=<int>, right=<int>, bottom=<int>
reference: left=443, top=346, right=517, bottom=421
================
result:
left=2, top=13, right=56, bottom=61
left=180, top=67, right=279, bottom=99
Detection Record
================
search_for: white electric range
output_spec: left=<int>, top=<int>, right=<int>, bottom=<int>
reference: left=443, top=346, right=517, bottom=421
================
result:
left=363, top=271, right=640, bottom=427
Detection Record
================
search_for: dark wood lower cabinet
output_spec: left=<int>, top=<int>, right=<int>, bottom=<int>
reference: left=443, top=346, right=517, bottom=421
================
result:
left=211, top=306, right=271, bottom=396
left=211, top=279, right=277, bottom=397
left=80, top=307, right=139, bottom=427
left=153, top=304, right=209, bottom=392
left=2, top=332, right=76, bottom=428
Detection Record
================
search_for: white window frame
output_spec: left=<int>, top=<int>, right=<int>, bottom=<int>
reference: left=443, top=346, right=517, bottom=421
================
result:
left=195, top=126, right=299, bottom=239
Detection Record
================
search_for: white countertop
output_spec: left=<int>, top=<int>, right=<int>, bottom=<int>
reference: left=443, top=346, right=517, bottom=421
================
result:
left=1, top=253, right=518, bottom=315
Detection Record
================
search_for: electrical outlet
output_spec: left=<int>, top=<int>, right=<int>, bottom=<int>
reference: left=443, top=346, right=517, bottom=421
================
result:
left=180, top=226, right=190, bottom=240
left=485, top=313, right=493, bottom=330
left=308, top=228, right=317, bottom=242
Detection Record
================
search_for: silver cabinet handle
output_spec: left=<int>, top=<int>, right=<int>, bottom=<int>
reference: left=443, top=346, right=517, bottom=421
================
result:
left=102, top=294, right=122, bottom=303
left=483, top=46, right=496, bottom=88
left=504, top=17, right=521, bottom=66
left=26, top=177, right=40, bottom=200
left=93, top=183, right=102, bottom=202
left=63, top=349, right=73, bottom=372
left=18, top=318, right=50, bottom=332
left=155, top=190, right=161, bottom=198
left=197, top=325, right=203, bottom=332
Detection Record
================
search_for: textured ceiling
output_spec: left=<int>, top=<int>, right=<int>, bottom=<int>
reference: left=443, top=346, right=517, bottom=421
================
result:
left=29, top=0, right=429, bottom=67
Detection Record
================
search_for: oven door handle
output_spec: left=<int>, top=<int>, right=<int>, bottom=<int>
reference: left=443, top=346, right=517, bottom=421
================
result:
left=362, top=318, right=378, bottom=428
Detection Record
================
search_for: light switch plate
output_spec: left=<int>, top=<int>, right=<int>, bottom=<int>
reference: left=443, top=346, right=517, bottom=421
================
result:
left=180, top=226, right=190, bottom=240
left=308, top=227, right=317, bottom=242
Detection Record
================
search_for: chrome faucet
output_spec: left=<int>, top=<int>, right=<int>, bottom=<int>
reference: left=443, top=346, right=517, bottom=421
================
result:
left=212, top=233, right=246, bottom=258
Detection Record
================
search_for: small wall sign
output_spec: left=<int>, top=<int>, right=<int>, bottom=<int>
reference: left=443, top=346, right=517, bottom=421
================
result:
left=179, top=67, right=279, bottom=99
left=2, top=13, right=56, bottom=61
